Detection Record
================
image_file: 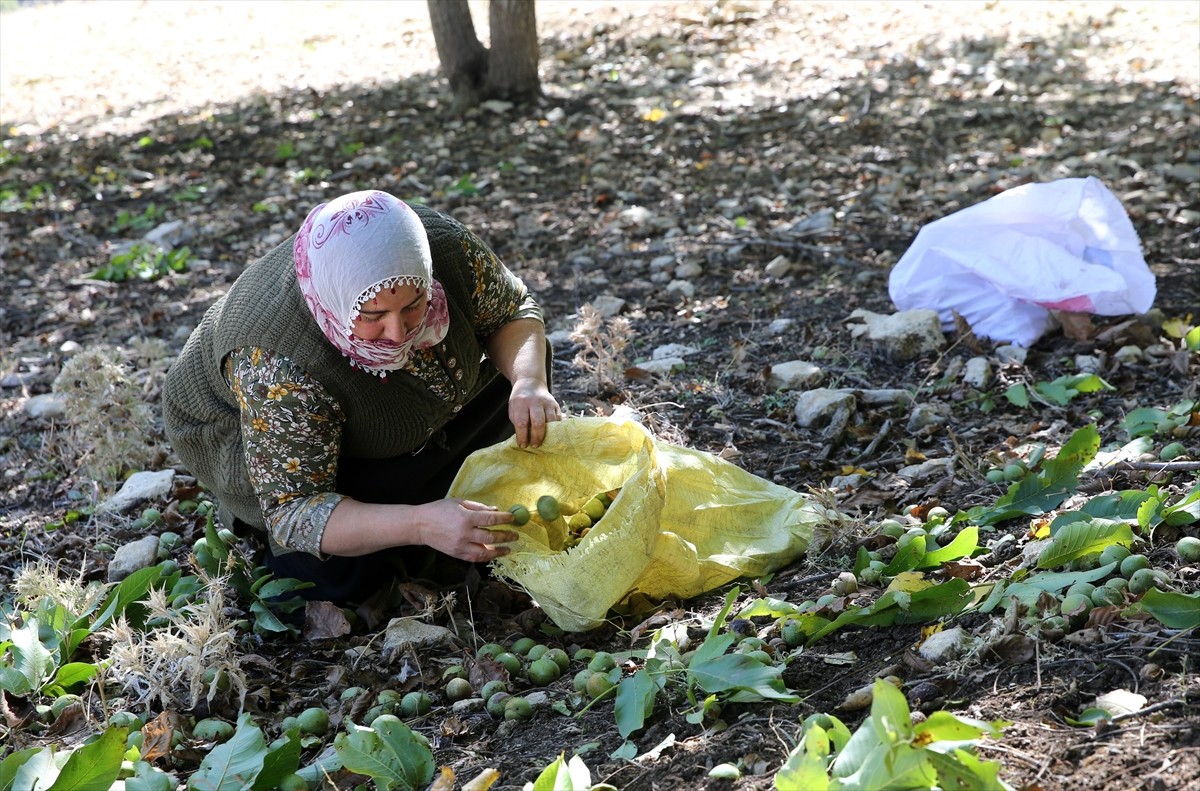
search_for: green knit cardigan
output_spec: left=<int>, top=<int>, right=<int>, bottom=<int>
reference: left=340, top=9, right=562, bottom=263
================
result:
left=162, top=205, right=506, bottom=528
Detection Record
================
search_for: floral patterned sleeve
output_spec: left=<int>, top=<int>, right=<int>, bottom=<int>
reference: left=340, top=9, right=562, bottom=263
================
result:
left=458, top=226, right=543, bottom=337
left=224, top=347, right=346, bottom=557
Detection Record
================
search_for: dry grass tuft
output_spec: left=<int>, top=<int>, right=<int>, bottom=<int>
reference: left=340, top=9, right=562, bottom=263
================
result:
left=569, top=304, right=633, bottom=395
left=12, top=559, right=106, bottom=617
left=101, top=575, right=248, bottom=713
left=51, top=346, right=164, bottom=488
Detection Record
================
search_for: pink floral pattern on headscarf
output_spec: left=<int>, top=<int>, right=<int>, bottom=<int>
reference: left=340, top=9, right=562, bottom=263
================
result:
left=294, top=190, right=450, bottom=376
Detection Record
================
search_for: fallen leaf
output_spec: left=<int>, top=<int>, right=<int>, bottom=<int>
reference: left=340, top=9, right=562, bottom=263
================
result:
left=430, top=767, right=456, bottom=791
left=141, top=710, right=184, bottom=762
left=836, top=683, right=875, bottom=711
left=304, top=600, right=352, bottom=640
left=462, top=769, right=501, bottom=791
left=1058, top=311, right=1094, bottom=341
left=468, top=657, right=509, bottom=689
left=941, top=558, right=986, bottom=580
left=986, top=634, right=1035, bottom=665
left=886, top=570, right=934, bottom=593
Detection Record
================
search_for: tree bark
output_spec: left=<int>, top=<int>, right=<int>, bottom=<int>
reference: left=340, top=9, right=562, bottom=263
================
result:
left=427, top=0, right=488, bottom=105
left=486, top=0, right=541, bottom=103
left=426, top=0, right=541, bottom=109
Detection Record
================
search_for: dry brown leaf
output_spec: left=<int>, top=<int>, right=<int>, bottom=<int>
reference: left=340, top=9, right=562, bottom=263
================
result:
left=468, top=656, right=509, bottom=689
left=141, top=710, right=184, bottom=762
left=304, top=600, right=352, bottom=641
left=836, top=683, right=875, bottom=712
left=440, top=715, right=469, bottom=736
left=941, top=558, right=986, bottom=580
left=1058, top=311, right=1095, bottom=342
left=986, top=633, right=1035, bottom=665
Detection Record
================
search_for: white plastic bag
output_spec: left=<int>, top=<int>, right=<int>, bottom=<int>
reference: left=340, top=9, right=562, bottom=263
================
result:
left=888, top=177, right=1156, bottom=347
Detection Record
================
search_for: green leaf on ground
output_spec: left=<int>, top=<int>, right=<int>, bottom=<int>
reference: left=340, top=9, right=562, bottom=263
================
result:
left=333, top=716, right=434, bottom=791
left=687, top=653, right=798, bottom=703
left=1036, top=520, right=1134, bottom=569
left=807, top=579, right=971, bottom=644
left=615, top=669, right=659, bottom=739
left=188, top=713, right=267, bottom=790
left=969, top=425, right=1099, bottom=526
left=47, top=725, right=127, bottom=791
left=921, top=527, right=981, bottom=567
left=1162, top=485, right=1200, bottom=526
left=1138, top=588, right=1200, bottom=629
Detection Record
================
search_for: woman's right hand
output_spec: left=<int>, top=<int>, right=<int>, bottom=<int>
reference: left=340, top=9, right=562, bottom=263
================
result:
left=416, top=498, right=519, bottom=563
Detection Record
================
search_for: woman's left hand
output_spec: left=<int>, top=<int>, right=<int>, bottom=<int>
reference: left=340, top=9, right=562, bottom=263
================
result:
left=509, top=377, right=560, bottom=448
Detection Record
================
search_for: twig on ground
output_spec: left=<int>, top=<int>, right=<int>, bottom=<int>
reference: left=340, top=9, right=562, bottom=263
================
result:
left=1111, top=698, right=1187, bottom=723
left=777, top=571, right=839, bottom=591
left=848, top=418, right=891, bottom=466
left=1087, top=460, right=1200, bottom=476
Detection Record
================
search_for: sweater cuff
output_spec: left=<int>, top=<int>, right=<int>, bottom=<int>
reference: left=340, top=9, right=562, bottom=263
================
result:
left=265, top=491, right=344, bottom=559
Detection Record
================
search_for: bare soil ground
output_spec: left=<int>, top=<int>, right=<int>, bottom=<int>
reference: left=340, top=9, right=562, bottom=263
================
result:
left=2, top=2, right=1198, bottom=789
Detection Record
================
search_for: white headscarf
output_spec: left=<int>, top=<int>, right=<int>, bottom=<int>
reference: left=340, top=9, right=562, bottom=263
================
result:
left=293, top=190, right=450, bottom=376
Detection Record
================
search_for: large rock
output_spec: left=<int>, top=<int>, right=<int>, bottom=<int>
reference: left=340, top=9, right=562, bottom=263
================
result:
left=382, top=619, right=457, bottom=661
left=98, top=469, right=174, bottom=514
left=24, top=394, right=67, bottom=420
left=766, top=361, right=824, bottom=391
left=794, top=388, right=856, bottom=439
left=108, top=535, right=160, bottom=582
left=846, top=309, right=945, bottom=358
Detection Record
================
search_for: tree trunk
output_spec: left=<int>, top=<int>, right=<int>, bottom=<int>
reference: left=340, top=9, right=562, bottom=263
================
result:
left=427, top=0, right=488, bottom=106
left=426, top=0, right=541, bottom=109
left=486, top=0, right=541, bottom=103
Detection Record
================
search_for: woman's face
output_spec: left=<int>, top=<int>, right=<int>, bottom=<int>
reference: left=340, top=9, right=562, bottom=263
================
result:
left=351, top=283, right=428, bottom=343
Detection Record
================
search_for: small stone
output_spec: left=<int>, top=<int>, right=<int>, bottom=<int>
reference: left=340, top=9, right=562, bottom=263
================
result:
left=666, top=280, right=695, bottom=298
left=59, top=341, right=83, bottom=356
left=906, top=403, right=948, bottom=432
left=143, top=220, right=189, bottom=250
left=635, top=357, right=685, bottom=376
left=962, top=357, right=991, bottom=388
left=674, top=261, right=703, bottom=279
left=652, top=344, right=697, bottom=360
left=381, top=619, right=456, bottom=660
left=794, top=389, right=856, bottom=438
left=590, top=296, right=626, bottom=318
left=546, top=329, right=574, bottom=347
left=1, top=372, right=40, bottom=388
left=896, top=457, right=953, bottom=484
left=764, top=255, right=792, bottom=277
left=108, top=536, right=161, bottom=582
left=649, top=255, right=675, bottom=272
left=1113, top=345, right=1143, bottom=363
left=767, top=318, right=794, bottom=335
left=995, top=345, right=1027, bottom=365
left=479, top=99, right=514, bottom=114
left=24, top=394, right=67, bottom=420
left=829, top=473, right=867, bottom=490
left=918, top=627, right=973, bottom=663
left=451, top=698, right=486, bottom=714
left=766, top=360, right=824, bottom=391
left=523, top=691, right=551, bottom=708
left=1075, top=354, right=1104, bottom=373
left=615, top=206, right=653, bottom=231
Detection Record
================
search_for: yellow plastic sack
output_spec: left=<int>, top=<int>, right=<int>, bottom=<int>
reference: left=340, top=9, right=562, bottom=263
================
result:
left=447, top=416, right=838, bottom=631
